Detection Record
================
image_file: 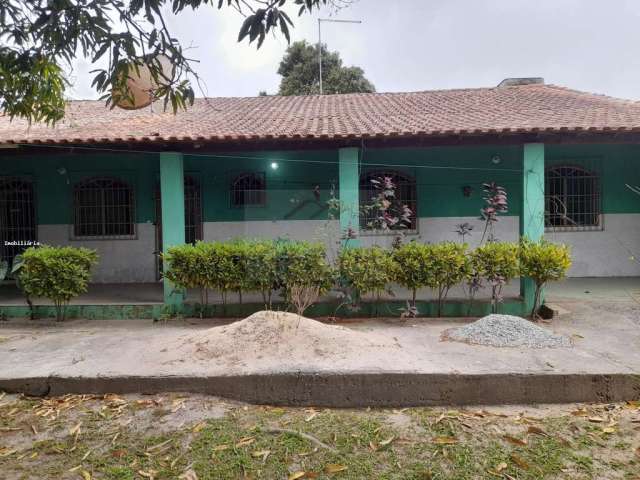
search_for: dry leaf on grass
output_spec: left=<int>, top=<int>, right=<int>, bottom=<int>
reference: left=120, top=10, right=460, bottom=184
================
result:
left=526, top=426, right=548, bottom=436
left=251, top=450, right=271, bottom=461
left=432, top=436, right=458, bottom=445
left=288, top=472, right=306, bottom=480
left=80, top=470, right=91, bottom=480
left=324, top=463, right=348, bottom=473
left=510, top=453, right=529, bottom=470
left=503, top=435, right=527, bottom=446
left=178, top=469, right=198, bottom=480
left=235, top=436, right=255, bottom=448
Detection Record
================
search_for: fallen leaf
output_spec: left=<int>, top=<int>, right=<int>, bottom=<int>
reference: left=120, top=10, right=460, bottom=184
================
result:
left=252, top=449, right=271, bottom=461
left=324, top=463, right=348, bottom=473
left=510, top=453, right=529, bottom=470
left=81, top=470, right=91, bottom=480
left=432, top=436, right=458, bottom=445
left=235, top=436, right=255, bottom=448
left=503, top=435, right=527, bottom=446
left=526, top=426, right=548, bottom=436
left=111, top=449, right=126, bottom=458
left=192, top=422, right=207, bottom=433
left=212, top=444, right=229, bottom=452
left=495, top=462, right=508, bottom=472
left=379, top=436, right=395, bottom=447
left=588, top=416, right=605, bottom=423
left=178, top=469, right=198, bottom=480
left=602, top=427, right=616, bottom=434
left=288, top=472, right=306, bottom=480
left=147, top=439, right=172, bottom=452
left=69, top=422, right=82, bottom=436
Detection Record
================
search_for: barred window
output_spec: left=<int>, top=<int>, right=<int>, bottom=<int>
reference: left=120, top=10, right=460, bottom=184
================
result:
left=73, top=177, right=135, bottom=238
left=359, top=170, right=418, bottom=231
left=0, top=177, right=36, bottom=261
left=184, top=176, right=203, bottom=244
left=545, top=165, right=601, bottom=231
left=231, top=172, right=266, bottom=207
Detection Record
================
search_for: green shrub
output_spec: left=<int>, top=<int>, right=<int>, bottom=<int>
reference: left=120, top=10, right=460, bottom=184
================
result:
left=163, top=242, right=209, bottom=307
left=520, top=238, right=571, bottom=317
left=276, top=241, right=333, bottom=305
left=338, top=246, right=396, bottom=304
left=471, top=242, right=520, bottom=313
left=424, top=242, right=471, bottom=317
left=19, top=245, right=98, bottom=321
left=392, top=242, right=432, bottom=307
left=242, top=239, right=279, bottom=308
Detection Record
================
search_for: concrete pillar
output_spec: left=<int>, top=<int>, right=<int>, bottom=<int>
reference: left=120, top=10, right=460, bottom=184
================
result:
left=160, top=152, right=186, bottom=306
left=520, top=143, right=545, bottom=309
left=338, top=147, right=360, bottom=247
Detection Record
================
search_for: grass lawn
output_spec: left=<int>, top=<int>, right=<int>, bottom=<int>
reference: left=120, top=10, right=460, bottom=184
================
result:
left=1, top=392, right=639, bottom=479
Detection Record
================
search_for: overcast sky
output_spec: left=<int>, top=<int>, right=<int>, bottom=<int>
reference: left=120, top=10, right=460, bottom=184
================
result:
left=68, top=0, right=640, bottom=100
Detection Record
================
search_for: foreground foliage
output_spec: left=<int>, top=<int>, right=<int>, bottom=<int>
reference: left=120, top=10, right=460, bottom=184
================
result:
left=1, top=392, right=639, bottom=479
left=0, top=0, right=343, bottom=123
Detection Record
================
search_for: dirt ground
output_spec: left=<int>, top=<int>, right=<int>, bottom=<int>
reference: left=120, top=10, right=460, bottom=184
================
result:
left=1, top=392, right=640, bottom=479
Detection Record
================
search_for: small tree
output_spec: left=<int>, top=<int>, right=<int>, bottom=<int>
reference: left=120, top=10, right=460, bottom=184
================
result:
left=19, top=246, right=98, bottom=321
left=392, top=242, right=431, bottom=309
left=519, top=239, right=572, bottom=318
left=471, top=242, right=519, bottom=314
left=480, top=182, right=508, bottom=244
left=424, top=242, right=471, bottom=317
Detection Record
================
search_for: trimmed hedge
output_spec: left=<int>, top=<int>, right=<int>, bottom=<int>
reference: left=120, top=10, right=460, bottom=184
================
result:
left=164, top=238, right=571, bottom=318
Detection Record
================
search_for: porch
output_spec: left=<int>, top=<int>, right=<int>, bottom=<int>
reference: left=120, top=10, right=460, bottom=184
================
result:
left=1, top=140, right=639, bottom=319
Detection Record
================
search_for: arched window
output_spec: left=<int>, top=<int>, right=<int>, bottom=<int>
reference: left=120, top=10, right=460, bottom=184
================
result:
left=73, top=177, right=135, bottom=238
left=360, top=170, right=417, bottom=231
left=0, top=177, right=36, bottom=260
left=231, top=172, right=266, bottom=207
left=545, top=165, right=601, bottom=231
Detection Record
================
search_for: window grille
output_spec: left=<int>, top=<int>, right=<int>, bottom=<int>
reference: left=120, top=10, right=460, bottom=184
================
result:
left=184, top=176, right=203, bottom=244
left=359, top=170, right=418, bottom=231
left=231, top=172, right=266, bottom=207
left=545, top=165, right=602, bottom=231
left=0, top=177, right=36, bottom=261
left=73, top=177, right=135, bottom=239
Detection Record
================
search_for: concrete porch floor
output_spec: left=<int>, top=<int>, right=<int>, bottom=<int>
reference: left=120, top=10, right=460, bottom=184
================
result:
left=0, top=279, right=639, bottom=406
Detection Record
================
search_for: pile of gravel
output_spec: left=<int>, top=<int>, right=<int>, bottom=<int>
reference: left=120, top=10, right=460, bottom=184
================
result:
left=446, top=314, right=572, bottom=348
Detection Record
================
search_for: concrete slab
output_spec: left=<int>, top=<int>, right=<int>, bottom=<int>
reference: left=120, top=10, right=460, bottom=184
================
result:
left=1, top=291, right=639, bottom=406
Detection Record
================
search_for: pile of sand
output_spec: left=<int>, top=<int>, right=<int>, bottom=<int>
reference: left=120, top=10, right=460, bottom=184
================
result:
left=170, top=311, right=403, bottom=370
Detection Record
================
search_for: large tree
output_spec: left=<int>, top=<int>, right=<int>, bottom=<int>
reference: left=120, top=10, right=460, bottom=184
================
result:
left=277, top=40, right=374, bottom=95
left=0, top=0, right=352, bottom=124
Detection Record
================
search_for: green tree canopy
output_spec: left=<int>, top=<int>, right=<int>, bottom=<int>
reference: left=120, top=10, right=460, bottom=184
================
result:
left=0, top=0, right=344, bottom=124
left=277, top=40, right=375, bottom=95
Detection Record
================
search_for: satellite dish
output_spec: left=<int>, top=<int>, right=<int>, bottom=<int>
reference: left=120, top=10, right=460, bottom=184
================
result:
left=113, top=54, right=174, bottom=110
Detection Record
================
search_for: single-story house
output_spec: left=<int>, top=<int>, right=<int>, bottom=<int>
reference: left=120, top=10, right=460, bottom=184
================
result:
left=1, top=77, right=639, bottom=316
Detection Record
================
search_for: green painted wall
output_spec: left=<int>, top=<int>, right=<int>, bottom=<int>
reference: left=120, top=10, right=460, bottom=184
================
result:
left=2, top=144, right=639, bottom=226
left=0, top=152, right=157, bottom=224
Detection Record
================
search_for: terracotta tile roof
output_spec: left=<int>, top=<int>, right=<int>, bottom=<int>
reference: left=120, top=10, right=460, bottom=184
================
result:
left=2, top=83, right=640, bottom=145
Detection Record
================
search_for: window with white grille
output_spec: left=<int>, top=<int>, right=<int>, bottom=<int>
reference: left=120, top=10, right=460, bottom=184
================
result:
left=545, top=165, right=601, bottom=231
left=73, top=177, right=135, bottom=239
left=0, top=177, right=36, bottom=261
left=359, top=170, right=418, bottom=231
left=231, top=172, right=266, bottom=207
